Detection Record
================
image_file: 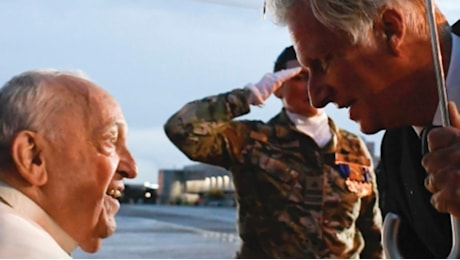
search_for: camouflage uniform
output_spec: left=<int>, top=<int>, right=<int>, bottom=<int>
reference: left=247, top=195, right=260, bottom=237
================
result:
left=164, top=88, right=383, bottom=258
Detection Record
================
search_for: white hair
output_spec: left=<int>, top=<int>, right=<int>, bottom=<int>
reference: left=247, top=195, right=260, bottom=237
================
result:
left=264, top=0, right=446, bottom=45
left=0, top=69, right=91, bottom=152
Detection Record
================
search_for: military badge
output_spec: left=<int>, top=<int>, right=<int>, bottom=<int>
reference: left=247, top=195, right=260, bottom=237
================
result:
left=336, top=160, right=373, bottom=198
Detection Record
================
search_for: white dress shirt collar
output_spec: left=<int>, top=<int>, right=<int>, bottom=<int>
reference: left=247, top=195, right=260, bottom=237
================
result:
left=413, top=32, right=460, bottom=136
left=433, top=32, right=460, bottom=126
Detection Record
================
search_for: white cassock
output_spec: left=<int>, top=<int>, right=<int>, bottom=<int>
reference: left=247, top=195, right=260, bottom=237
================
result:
left=0, top=181, right=77, bottom=258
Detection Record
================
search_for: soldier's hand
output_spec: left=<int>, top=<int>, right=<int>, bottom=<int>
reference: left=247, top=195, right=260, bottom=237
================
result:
left=245, top=67, right=302, bottom=106
left=422, top=101, right=460, bottom=218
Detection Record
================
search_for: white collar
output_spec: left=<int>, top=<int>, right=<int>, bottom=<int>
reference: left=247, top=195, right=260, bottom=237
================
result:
left=432, top=32, right=460, bottom=126
left=0, top=180, right=78, bottom=254
left=413, top=32, right=460, bottom=136
left=286, top=109, right=332, bottom=147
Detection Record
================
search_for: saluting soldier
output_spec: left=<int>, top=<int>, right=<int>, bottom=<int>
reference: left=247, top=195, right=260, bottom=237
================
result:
left=164, top=46, right=383, bottom=258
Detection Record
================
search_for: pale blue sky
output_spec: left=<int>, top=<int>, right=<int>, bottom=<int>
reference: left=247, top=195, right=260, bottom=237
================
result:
left=1, top=0, right=459, bottom=184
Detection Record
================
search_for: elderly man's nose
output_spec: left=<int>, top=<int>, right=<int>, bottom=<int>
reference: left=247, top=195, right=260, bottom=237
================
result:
left=307, top=77, right=331, bottom=108
left=117, top=148, right=137, bottom=179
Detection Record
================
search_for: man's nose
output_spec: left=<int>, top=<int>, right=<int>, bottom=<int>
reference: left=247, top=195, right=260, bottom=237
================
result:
left=307, top=75, right=332, bottom=108
left=117, top=146, right=138, bottom=179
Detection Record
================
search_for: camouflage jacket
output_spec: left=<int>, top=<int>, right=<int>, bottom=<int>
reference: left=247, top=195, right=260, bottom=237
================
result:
left=164, top=89, right=383, bottom=258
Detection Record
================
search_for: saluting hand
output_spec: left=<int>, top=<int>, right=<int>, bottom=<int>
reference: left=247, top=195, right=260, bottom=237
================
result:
left=423, top=101, right=460, bottom=218
left=245, top=67, right=302, bottom=106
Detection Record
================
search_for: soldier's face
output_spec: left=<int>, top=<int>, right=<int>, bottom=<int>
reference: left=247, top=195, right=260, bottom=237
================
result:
left=279, top=60, right=319, bottom=117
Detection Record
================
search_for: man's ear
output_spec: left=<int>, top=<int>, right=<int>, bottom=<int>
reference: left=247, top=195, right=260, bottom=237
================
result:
left=10, top=131, right=47, bottom=186
left=380, top=8, right=405, bottom=55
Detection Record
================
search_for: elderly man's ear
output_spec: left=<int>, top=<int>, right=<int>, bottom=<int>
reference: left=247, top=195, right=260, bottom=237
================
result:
left=380, top=8, right=405, bottom=55
left=10, top=131, right=47, bottom=186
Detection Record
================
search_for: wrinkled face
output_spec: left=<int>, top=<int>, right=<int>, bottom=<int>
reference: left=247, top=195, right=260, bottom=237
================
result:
left=41, top=76, right=137, bottom=253
left=286, top=2, right=437, bottom=133
left=277, top=60, right=319, bottom=117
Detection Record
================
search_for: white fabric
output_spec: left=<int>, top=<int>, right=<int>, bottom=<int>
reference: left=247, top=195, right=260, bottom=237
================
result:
left=0, top=181, right=77, bottom=258
left=432, top=33, right=460, bottom=126
left=286, top=109, right=332, bottom=148
left=245, top=67, right=302, bottom=105
left=412, top=32, right=460, bottom=136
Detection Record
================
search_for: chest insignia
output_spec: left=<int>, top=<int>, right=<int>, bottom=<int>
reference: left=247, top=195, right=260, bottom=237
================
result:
left=336, top=160, right=373, bottom=198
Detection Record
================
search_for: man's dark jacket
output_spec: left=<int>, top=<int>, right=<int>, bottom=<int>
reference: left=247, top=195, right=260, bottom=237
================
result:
left=379, top=20, right=460, bottom=258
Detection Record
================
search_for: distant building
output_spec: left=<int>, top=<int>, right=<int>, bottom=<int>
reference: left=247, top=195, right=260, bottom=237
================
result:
left=118, top=183, right=158, bottom=204
left=362, top=137, right=380, bottom=165
left=157, top=164, right=234, bottom=205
